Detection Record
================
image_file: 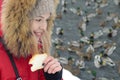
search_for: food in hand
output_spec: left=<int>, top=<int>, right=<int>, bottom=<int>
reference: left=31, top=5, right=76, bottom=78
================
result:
left=29, top=54, right=47, bottom=72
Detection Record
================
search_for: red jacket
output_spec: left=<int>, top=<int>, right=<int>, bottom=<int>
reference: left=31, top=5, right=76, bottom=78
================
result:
left=0, top=39, right=63, bottom=80
left=0, top=1, right=62, bottom=80
left=0, top=2, right=45, bottom=79
left=0, top=42, right=46, bottom=80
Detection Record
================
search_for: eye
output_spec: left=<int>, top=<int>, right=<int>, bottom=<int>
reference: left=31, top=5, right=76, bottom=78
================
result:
left=46, top=19, right=50, bottom=22
left=35, top=19, right=41, bottom=22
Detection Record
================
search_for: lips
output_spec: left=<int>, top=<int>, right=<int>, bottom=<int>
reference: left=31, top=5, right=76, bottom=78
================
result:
left=34, top=31, right=43, bottom=37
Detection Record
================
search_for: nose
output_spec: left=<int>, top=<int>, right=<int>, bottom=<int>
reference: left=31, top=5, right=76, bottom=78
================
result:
left=39, top=20, right=47, bottom=31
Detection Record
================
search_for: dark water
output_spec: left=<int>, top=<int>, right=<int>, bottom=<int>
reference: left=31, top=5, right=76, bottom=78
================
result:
left=52, top=0, right=120, bottom=80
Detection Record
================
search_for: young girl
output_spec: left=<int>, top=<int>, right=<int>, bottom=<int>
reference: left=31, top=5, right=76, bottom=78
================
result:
left=0, top=0, right=62, bottom=80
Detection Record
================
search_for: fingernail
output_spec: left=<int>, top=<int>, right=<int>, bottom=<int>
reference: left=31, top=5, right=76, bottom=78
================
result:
left=42, top=63, right=45, bottom=66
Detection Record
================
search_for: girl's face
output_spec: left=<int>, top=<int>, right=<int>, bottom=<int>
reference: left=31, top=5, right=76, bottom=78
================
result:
left=31, top=13, right=50, bottom=42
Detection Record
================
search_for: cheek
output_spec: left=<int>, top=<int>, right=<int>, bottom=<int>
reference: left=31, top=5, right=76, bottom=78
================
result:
left=31, top=23, right=39, bottom=30
left=44, top=22, right=48, bottom=30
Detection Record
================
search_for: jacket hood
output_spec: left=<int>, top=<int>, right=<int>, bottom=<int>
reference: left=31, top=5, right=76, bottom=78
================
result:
left=1, top=0, right=59, bottom=57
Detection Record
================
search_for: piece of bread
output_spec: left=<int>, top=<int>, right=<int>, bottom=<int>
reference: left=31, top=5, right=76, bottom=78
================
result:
left=29, top=53, right=47, bottom=72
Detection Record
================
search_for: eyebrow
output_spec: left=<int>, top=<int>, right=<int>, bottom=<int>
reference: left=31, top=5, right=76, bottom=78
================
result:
left=39, top=16, right=44, bottom=18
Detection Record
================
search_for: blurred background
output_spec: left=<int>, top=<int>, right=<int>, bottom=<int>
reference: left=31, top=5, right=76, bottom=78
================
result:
left=52, top=0, right=120, bottom=80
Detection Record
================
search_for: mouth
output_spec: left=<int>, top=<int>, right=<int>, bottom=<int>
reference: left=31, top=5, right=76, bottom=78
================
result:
left=34, top=31, right=43, bottom=37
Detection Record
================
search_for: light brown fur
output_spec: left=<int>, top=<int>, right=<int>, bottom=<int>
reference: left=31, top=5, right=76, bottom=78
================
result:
left=1, top=0, right=59, bottom=57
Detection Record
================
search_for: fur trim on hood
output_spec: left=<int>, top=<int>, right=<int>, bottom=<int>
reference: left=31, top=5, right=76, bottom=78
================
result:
left=1, top=0, right=59, bottom=57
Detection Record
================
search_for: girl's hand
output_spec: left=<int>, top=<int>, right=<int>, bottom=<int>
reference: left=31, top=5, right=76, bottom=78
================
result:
left=43, top=56, right=62, bottom=74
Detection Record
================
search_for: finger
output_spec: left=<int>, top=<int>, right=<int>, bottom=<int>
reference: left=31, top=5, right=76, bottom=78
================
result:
left=47, top=62, right=60, bottom=74
left=51, top=62, right=62, bottom=74
left=51, top=65, right=62, bottom=74
left=43, top=56, right=54, bottom=65
left=44, top=58, right=58, bottom=72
